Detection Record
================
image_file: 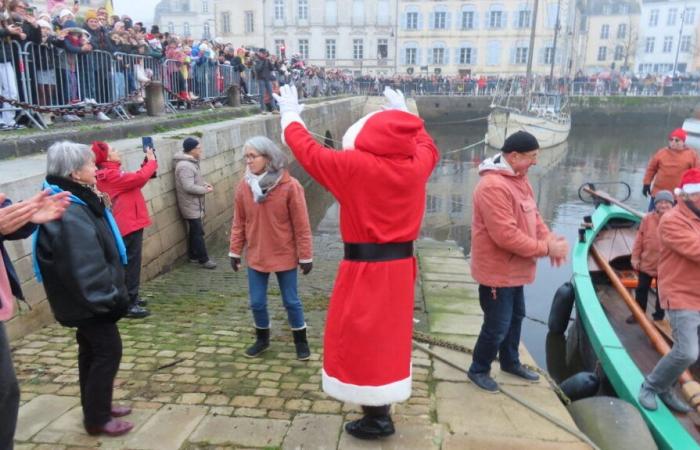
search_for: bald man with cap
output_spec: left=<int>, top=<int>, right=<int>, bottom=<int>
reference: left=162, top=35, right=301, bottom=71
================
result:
left=467, top=131, right=569, bottom=393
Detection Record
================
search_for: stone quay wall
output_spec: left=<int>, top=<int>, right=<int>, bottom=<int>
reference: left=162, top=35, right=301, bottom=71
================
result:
left=1, top=97, right=366, bottom=340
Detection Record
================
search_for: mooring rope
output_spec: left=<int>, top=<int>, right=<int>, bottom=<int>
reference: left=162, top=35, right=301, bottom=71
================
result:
left=412, top=341, right=601, bottom=450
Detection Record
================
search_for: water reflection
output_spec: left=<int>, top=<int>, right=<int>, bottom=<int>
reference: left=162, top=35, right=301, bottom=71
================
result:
left=423, top=122, right=674, bottom=370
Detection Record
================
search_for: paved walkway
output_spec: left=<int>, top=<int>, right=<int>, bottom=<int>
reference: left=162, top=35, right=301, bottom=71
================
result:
left=11, top=237, right=589, bottom=449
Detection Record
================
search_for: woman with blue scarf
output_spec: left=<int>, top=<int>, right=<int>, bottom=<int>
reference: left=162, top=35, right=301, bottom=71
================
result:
left=34, top=141, right=133, bottom=437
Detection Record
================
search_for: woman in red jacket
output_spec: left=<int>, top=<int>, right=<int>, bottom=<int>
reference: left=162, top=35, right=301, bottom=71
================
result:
left=93, top=141, right=157, bottom=319
left=229, top=136, right=313, bottom=360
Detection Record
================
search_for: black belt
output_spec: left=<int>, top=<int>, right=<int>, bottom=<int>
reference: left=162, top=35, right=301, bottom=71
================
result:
left=344, top=242, right=414, bottom=262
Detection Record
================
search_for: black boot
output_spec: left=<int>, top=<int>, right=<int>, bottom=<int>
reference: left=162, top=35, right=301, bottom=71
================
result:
left=292, top=328, right=310, bottom=361
left=345, top=405, right=395, bottom=440
left=244, top=328, right=270, bottom=357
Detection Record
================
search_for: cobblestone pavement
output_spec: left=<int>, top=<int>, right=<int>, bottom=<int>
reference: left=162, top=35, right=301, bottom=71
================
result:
left=12, top=233, right=440, bottom=450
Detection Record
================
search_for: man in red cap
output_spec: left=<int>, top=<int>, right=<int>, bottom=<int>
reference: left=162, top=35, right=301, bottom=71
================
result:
left=273, top=85, right=439, bottom=439
left=638, top=168, right=700, bottom=414
left=93, top=141, right=157, bottom=319
left=642, top=128, right=699, bottom=210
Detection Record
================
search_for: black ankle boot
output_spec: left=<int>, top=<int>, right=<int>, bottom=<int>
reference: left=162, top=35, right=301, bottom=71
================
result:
left=292, top=328, right=310, bottom=361
left=345, top=405, right=395, bottom=440
left=244, top=327, right=270, bottom=357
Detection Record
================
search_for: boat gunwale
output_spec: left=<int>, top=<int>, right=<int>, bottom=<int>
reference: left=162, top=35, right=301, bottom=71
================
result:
left=572, top=203, right=699, bottom=450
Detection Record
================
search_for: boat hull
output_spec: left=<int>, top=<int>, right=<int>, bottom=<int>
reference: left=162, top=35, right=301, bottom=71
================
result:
left=572, top=204, right=699, bottom=449
left=486, top=109, right=571, bottom=149
left=683, top=118, right=700, bottom=151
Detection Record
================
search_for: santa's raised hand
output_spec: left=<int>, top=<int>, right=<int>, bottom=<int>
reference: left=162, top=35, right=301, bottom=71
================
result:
left=273, top=85, right=306, bottom=142
left=382, top=86, right=408, bottom=112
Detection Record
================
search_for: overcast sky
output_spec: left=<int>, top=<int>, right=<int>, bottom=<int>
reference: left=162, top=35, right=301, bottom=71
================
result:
left=112, top=0, right=160, bottom=25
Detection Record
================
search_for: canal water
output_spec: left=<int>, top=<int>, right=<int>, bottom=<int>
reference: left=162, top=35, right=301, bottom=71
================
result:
left=423, top=120, right=674, bottom=370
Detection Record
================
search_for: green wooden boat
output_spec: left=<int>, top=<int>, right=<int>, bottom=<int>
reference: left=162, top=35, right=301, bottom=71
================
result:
left=572, top=202, right=700, bottom=449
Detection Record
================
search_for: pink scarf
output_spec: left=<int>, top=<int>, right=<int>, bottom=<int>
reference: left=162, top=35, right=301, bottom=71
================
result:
left=0, top=255, right=14, bottom=321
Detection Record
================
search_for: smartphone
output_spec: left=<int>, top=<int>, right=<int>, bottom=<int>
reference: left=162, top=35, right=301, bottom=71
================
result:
left=26, top=7, right=35, bottom=15
left=142, top=136, right=154, bottom=152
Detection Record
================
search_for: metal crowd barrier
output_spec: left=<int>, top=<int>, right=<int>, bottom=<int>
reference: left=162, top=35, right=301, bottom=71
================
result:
left=0, top=40, right=42, bottom=128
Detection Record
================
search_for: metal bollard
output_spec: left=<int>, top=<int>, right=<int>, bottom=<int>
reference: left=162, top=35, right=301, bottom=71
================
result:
left=228, top=84, right=241, bottom=107
left=145, top=81, right=165, bottom=116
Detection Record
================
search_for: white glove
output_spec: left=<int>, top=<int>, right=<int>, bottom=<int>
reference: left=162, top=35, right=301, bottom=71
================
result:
left=382, top=86, right=408, bottom=112
left=273, top=84, right=304, bottom=115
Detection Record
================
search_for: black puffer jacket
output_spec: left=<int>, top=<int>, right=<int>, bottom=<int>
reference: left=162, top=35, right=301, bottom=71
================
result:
left=35, top=176, right=128, bottom=327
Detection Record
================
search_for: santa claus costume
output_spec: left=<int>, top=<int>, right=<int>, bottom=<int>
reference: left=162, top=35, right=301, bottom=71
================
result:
left=274, top=86, right=439, bottom=439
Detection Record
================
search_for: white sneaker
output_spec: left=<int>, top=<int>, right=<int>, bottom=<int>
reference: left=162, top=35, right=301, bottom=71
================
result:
left=63, top=114, right=82, bottom=122
left=95, top=111, right=111, bottom=122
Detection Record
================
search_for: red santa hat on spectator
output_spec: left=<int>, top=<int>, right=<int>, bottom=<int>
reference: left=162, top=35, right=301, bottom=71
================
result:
left=669, top=128, right=687, bottom=142
left=91, top=141, right=109, bottom=167
left=341, top=110, right=423, bottom=157
left=675, top=168, right=700, bottom=196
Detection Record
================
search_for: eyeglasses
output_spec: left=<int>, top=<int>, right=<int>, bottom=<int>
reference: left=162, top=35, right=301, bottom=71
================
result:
left=670, top=138, right=683, bottom=143
left=243, top=154, right=263, bottom=161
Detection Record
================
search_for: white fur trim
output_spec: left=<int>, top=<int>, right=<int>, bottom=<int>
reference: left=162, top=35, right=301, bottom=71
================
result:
left=675, top=188, right=682, bottom=196
left=681, top=183, right=700, bottom=195
left=299, top=258, right=313, bottom=263
left=341, top=111, right=381, bottom=150
left=228, top=252, right=241, bottom=258
left=280, top=112, right=306, bottom=146
left=322, top=368, right=412, bottom=406
left=291, top=323, right=307, bottom=331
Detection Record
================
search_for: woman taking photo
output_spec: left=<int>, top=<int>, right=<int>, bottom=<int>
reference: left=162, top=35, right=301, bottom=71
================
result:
left=34, top=141, right=132, bottom=437
left=229, top=136, right=313, bottom=360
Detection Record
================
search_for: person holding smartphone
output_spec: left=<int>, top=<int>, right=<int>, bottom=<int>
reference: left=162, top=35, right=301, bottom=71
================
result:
left=92, top=140, right=157, bottom=319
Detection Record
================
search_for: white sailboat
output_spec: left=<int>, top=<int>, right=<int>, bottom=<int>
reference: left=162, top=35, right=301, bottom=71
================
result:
left=485, top=0, right=571, bottom=149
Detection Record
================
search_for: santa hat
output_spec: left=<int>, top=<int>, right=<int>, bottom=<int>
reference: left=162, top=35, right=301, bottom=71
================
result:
left=341, top=110, right=423, bottom=157
left=92, top=141, right=109, bottom=167
left=675, top=168, right=700, bottom=196
left=669, top=128, right=687, bottom=142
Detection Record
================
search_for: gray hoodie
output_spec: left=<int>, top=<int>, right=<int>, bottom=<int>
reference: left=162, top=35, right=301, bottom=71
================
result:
left=173, top=152, right=208, bottom=219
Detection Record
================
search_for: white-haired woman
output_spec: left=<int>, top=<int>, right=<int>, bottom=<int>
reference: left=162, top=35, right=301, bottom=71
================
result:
left=229, top=136, right=313, bottom=360
left=33, top=141, right=134, bottom=437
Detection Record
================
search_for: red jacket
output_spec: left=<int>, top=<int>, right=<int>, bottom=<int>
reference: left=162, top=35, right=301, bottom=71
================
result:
left=631, top=212, right=661, bottom=277
left=229, top=171, right=313, bottom=273
left=470, top=154, right=551, bottom=287
left=658, top=200, right=700, bottom=311
left=643, top=147, right=699, bottom=196
left=96, top=160, right=157, bottom=237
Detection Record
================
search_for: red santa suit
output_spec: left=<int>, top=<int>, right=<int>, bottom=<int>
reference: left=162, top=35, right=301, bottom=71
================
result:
left=282, top=108, right=439, bottom=405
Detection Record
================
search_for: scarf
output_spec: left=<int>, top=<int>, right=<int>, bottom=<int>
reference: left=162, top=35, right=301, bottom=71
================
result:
left=245, top=168, right=284, bottom=203
left=31, top=177, right=128, bottom=283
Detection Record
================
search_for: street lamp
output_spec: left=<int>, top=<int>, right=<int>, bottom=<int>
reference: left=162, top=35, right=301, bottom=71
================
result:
left=673, top=5, right=687, bottom=76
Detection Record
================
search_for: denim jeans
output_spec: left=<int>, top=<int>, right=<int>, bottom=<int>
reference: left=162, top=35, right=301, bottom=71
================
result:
left=186, top=218, right=209, bottom=263
left=0, top=322, right=19, bottom=449
left=247, top=267, right=305, bottom=329
left=469, top=285, right=525, bottom=374
left=646, top=309, right=700, bottom=393
left=258, top=79, right=276, bottom=112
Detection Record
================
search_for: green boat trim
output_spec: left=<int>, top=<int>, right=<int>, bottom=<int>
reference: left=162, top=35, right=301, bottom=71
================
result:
left=572, top=203, right=699, bottom=450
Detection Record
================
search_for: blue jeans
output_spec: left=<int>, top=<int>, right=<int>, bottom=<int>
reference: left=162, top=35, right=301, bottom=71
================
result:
left=469, top=285, right=525, bottom=374
left=258, top=79, right=276, bottom=112
left=247, top=267, right=305, bottom=329
left=646, top=310, right=700, bottom=393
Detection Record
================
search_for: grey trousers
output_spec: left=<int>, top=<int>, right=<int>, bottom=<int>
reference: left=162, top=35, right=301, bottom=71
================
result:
left=0, top=322, right=19, bottom=449
left=646, top=309, right=700, bottom=393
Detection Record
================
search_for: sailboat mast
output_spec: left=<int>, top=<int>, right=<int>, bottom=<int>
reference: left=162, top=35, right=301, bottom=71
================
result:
left=525, top=0, right=539, bottom=96
left=549, top=0, right=562, bottom=83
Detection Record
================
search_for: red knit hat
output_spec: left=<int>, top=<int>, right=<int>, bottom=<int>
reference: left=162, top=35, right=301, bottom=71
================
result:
left=669, top=128, right=687, bottom=142
left=675, top=168, right=700, bottom=196
left=91, top=141, right=109, bottom=167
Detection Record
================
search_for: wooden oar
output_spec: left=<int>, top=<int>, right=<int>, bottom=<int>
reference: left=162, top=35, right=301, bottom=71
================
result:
left=590, top=247, right=700, bottom=412
left=582, top=186, right=644, bottom=219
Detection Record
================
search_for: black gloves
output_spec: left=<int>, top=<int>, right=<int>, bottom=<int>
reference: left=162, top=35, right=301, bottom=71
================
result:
left=230, top=257, right=241, bottom=272
left=299, top=262, right=313, bottom=275
left=642, top=184, right=651, bottom=197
